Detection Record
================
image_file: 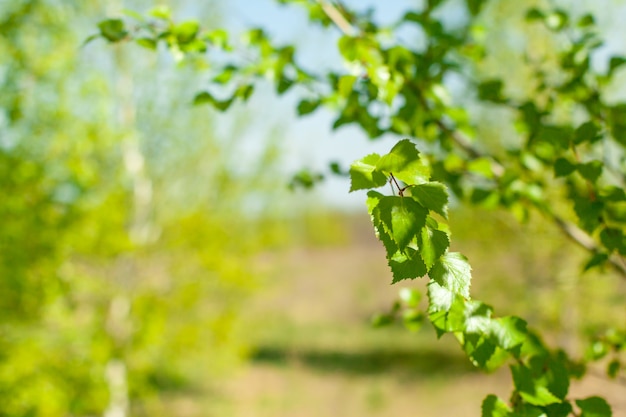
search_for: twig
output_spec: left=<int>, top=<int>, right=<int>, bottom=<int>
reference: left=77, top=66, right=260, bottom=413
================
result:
left=316, top=0, right=356, bottom=36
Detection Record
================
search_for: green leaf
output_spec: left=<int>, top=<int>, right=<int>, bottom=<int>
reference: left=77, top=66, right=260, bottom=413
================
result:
left=574, top=121, right=601, bottom=144
left=545, top=402, right=574, bottom=417
left=577, top=13, right=595, bottom=27
left=454, top=300, right=492, bottom=334
left=572, top=196, right=603, bottom=233
left=98, top=19, right=127, bottom=42
left=609, top=56, right=626, bottom=76
left=607, top=359, right=620, bottom=378
left=338, top=35, right=358, bottom=61
left=577, top=161, right=603, bottom=181
left=554, top=157, right=576, bottom=177
left=367, top=191, right=399, bottom=255
left=526, top=8, right=545, bottom=22
left=427, top=280, right=455, bottom=313
left=477, top=79, right=505, bottom=103
left=288, top=169, right=323, bottom=190
left=599, top=227, right=625, bottom=254
left=349, top=154, right=387, bottom=191
left=468, top=157, right=495, bottom=179
left=599, top=186, right=626, bottom=201
left=377, top=196, right=427, bottom=250
left=427, top=281, right=465, bottom=335
left=376, top=139, right=430, bottom=185
left=608, top=104, right=626, bottom=146
left=297, top=99, right=321, bottom=115
left=466, top=0, right=488, bottom=16
left=576, top=396, right=612, bottom=417
left=389, top=248, right=428, bottom=282
left=429, top=252, right=471, bottom=298
left=277, top=77, right=294, bottom=94
left=583, top=252, right=609, bottom=271
left=338, top=75, right=357, bottom=98
left=410, top=182, right=449, bottom=218
left=205, top=29, right=229, bottom=49
left=149, top=5, right=171, bottom=19
left=464, top=334, right=498, bottom=369
left=174, top=20, right=200, bottom=44
left=419, top=223, right=449, bottom=269
left=489, top=316, right=528, bottom=353
left=534, top=124, right=572, bottom=151
left=481, top=394, right=512, bottom=417
left=193, top=91, right=234, bottom=111
left=537, top=355, right=570, bottom=400
left=135, top=37, right=157, bottom=50
left=235, top=84, right=255, bottom=101
left=511, top=363, right=561, bottom=406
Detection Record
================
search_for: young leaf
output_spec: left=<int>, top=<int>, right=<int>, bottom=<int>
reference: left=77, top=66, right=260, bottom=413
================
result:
left=466, top=0, right=488, bottom=16
left=428, top=252, right=472, bottom=298
left=583, top=252, right=609, bottom=271
left=607, top=359, right=620, bottom=378
left=465, top=334, right=498, bottom=369
left=489, top=316, right=528, bottom=352
left=577, top=161, right=603, bottom=182
left=349, top=154, right=387, bottom=191
left=427, top=281, right=455, bottom=313
left=389, top=248, right=428, bottom=282
left=367, top=191, right=400, bottom=255
left=98, top=19, right=127, bottom=42
left=477, top=79, right=505, bottom=103
left=554, top=157, right=576, bottom=177
left=481, top=394, right=512, bottom=417
left=410, top=182, right=449, bottom=218
left=511, top=364, right=561, bottom=406
left=136, top=37, right=157, bottom=50
left=574, top=121, right=601, bottom=144
left=149, top=5, right=171, bottom=19
left=599, top=227, right=625, bottom=254
left=572, top=196, right=603, bottom=233
left=376, top=139, right=430, bottom=185
left=419, top=223, right=450, bottom=269
left=174, top=20, right=200, bottom=44
left=575, top=396, right=612, bottom=417
left=377, top=196, right=427, bottom=250
left=297, top=99, right=321, bottom=115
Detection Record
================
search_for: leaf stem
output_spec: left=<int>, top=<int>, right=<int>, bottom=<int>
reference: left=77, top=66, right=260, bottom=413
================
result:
left=389, top=173, right=406, bottom=196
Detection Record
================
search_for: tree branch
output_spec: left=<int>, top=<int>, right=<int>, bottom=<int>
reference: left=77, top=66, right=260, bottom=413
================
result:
left=317, top=0, right=356, bottom=36
left=318, top=0, right=626, bottom=279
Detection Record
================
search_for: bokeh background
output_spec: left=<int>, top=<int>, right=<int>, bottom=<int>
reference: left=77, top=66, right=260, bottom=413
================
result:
left=1, top=0, right=625, bottom=416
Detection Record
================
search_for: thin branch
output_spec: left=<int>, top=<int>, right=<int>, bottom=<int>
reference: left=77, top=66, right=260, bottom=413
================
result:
left=317, top=0, right=356, bottom=36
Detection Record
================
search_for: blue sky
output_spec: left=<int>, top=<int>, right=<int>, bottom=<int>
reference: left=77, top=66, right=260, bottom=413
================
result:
left=123, top=0, right=626, bottom=210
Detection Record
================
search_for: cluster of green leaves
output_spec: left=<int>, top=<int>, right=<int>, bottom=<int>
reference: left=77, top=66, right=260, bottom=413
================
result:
left=96, top=0, right=626, bottom=415
left=93, top=5, right=313, bottom=113
left=350, top=138, right=610, bottom=417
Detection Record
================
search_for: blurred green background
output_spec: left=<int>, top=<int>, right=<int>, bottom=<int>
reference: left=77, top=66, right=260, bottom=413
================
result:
left=1, top=1, right=625, bottom=416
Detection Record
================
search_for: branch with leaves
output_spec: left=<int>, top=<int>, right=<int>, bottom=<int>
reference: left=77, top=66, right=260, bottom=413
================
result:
left=93, top=1, right=626, bottom=415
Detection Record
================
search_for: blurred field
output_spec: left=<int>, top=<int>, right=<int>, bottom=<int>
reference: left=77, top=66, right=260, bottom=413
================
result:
left=204, top=213, right=626, bottom=417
